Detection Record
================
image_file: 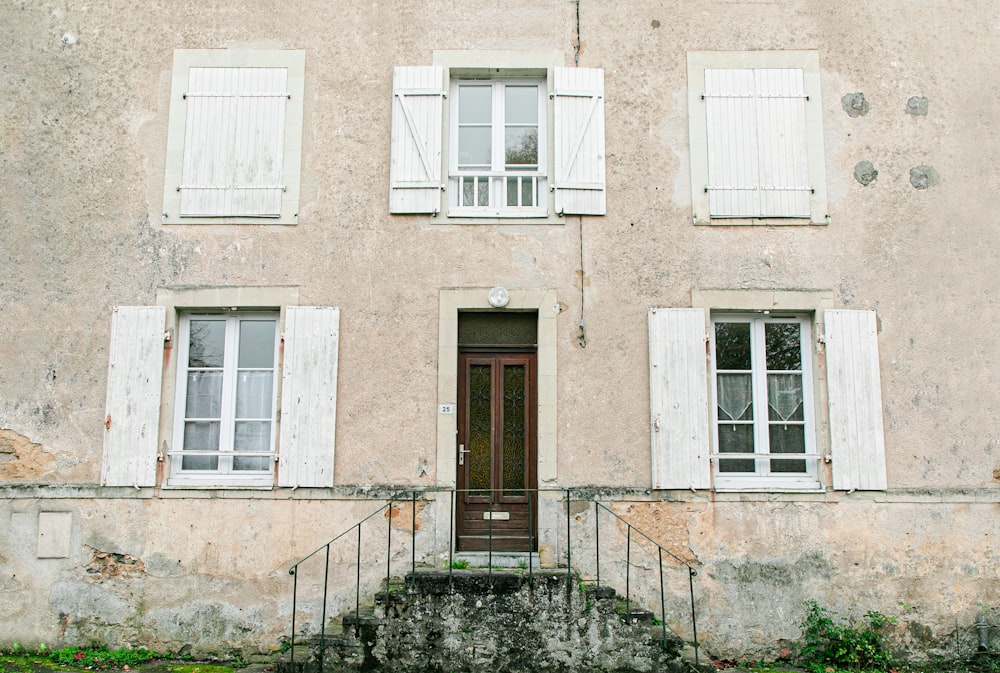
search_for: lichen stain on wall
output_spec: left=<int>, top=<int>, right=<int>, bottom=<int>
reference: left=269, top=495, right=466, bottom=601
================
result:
left=0, top=428, right=58, bottom=479
left=610, top=502, right=700, bottom=566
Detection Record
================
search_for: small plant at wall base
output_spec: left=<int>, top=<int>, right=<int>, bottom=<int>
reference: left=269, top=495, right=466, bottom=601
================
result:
left=798, top=600, right=895, bottom=671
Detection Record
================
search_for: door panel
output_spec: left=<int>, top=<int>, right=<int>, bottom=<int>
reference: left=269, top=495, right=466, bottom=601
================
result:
left=456, top=352, right=537, bottom=551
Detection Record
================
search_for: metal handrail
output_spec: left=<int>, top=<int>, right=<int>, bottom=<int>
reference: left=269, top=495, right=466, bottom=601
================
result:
left=286, top=487, right=700, bottom=669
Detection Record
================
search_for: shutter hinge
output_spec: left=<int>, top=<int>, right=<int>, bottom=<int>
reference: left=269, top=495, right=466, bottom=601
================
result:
left=653, top=415, right=661, bottom=432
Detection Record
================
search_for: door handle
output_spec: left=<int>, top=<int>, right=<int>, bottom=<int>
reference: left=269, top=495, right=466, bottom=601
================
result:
left=458, top=444, right=471, bottom=466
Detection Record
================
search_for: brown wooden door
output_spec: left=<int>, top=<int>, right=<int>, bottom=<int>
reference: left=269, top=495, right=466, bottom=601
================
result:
left=456, top=352, right=537, bottom=552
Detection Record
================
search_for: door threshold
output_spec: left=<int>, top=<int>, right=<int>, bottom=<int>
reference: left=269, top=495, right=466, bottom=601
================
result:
left=453, top=551, right=540, bottom=569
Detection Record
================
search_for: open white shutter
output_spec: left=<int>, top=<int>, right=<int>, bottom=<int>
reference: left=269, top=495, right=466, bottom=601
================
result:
left=553, top=67, right=605, bottom=215
left=389, top=66, right=444, bottom=214
left=705, top=68, right=809, bottom=218
left=648, top=308, right=711, bottom=490
left=101, top=306, right=165, bottom=487
left=278, top=306, right=340, bottom=488
left=824, top=309, right=887, bottom=490
left=180, top=67, right=288, bottom=217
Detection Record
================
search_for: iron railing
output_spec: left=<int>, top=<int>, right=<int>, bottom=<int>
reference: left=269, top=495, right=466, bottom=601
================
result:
left=286, top=488, right=700, bottom=669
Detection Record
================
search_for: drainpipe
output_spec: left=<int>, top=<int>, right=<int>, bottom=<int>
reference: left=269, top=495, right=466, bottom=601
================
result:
left=976, top=612, right=990, bottom=652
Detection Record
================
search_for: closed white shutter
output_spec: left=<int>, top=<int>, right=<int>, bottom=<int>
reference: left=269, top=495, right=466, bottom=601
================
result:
left=180, top=67, right=288, bottom=217
left=648, top=308, right=711, bottom=490
left=389, top=66, right=444, bottom=214
left=101, top=306, right=166, bottom=487
left=278, top=306, right=340, bottom=488
left=824, top=309, right=887, bottom=490
left=553, top=67, right=606, bottom=216
left=705, top=68, right=809, bottom=218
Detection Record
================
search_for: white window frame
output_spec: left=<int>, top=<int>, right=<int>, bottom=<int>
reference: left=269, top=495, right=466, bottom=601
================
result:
left=448, top=78, right=548, bottom=218
left=709, top=313, right=820, bottom=490
left=687, top=51, right=828, bottom=225
left=161, top=49, right=305, bottom=225
left=169, top=311, right=279, bottom=487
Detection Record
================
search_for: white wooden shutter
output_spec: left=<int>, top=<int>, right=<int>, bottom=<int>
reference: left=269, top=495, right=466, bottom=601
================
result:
left=824, top=309, right=887, bottom=490
left=705, top=68, right=809, bottom=218
left=180, top=67, right=288, bottom=217
left=278, top=306, right=340, bottom=488
left=101, top=306, right=166, bottom=487
left=553, top=67, right=606, bottom=215
left=648, top=308, right=711, bottom=490
left=389, top=66, right=444, bottom=214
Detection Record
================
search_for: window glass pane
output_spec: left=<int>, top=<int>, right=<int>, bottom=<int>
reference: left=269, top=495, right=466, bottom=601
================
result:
left=458, top=128, right=491, bottom=169
left=459, top=85, right=491, bottom=124
left=236, top=371, right=274, bottom=418
left=238, top=320, right=276, bottom=368
left=182, top=421, right=220, bottom=470
left=506, top=177, right=518, bottom=207
left=234, top=421, right=271, bottom=471
left=504, top=86, right=538, bottom=124
left=715, top=322, right=751, bottom=370
left=717, top=373, right=753, bottom=421
left=521, top=176, right=534, bottom=206
left=505, top=127, right=537, bottom=168
left=769, top=424, right=806, bottom=472
left=477, top=177, right=490, bottom=206
left=765, top=322, right=801, bottom=370
left=718, top=423, right=755, bottom=472
left=185, top=371, right=223, bottom=417
left=188, top=320, right=225, bottom=368
left=767, top=373, right=803, bottom=421
left=462, top=177, right=474, bottom=207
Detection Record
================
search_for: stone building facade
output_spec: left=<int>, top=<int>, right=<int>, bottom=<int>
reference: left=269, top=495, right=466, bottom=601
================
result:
left=1, top=0, right=998, bottom=660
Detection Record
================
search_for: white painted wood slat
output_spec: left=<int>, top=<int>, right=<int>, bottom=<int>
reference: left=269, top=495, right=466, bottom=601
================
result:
left=101, top=306, right=166, bottom=487
left=278, top=306, right=340, bottom=488
left=553, top=67, right=606, bottom=215
left=705, top=68, right=809, bottom=218
left=389, top=66, right=444, bottom=214
left=180, top=67, right=288, bottom=217
left=825, top=309, right=887, bottom=490
left=648, top=308, right=711, bottom=490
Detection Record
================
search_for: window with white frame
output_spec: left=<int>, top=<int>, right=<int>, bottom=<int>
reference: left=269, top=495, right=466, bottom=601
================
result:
left=170, top=313, right=279, bottom=485
left=648, top=305, right=887, bottom=492
left=100, top=302, right=341, bottom=490
left=389, top=51, right=606, bottom=219
left=687, top=51, right=828, bottom=224
left=161, top=49, right=305, bottom=224
left=451, top=78, right=546, bottom=216
left=710, top=314, right=818, bottom=488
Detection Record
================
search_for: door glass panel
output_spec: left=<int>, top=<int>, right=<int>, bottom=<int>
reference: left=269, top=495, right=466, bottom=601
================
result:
left=458, top=312, right=537, bottom=346
left=502, top=364, right=526, bottom=496
left=468, top=364, right=492, bottom=492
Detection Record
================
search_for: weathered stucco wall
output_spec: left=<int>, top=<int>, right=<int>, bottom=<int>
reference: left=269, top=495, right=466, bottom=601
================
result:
left=2, top=0, right=999, bottom=660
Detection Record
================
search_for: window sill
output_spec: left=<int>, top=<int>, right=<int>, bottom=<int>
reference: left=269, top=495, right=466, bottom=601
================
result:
left=431, top=211, right=565, bottom=225
left=694, top=216, right=829, bottom=226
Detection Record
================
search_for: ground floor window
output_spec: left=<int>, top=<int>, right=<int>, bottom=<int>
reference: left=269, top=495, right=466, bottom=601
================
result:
left=170, top=312, right=278, bottom=486
left=710, top=314, right=818, bottom=488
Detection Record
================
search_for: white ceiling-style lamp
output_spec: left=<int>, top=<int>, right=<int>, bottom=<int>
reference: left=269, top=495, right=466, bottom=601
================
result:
left=488, top=286, right=510, bottom=308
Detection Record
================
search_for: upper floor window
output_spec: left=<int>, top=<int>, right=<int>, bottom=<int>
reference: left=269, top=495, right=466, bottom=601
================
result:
left=451, top=79, right=546, bottom=217
left=710, top=315, right=818, bottom=489
left=162, top=50, right=305, bottom=225
left=389, top=51, right=605, bottom=221
left=687, top=51, right=828, bottom=225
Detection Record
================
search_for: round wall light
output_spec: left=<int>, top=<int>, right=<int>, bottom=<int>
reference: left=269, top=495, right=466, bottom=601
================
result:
left=488, top=286, right=510, bottom=308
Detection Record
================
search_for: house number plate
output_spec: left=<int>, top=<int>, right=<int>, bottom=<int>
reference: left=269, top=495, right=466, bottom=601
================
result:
left=483, top=511, right=510, bottom=521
